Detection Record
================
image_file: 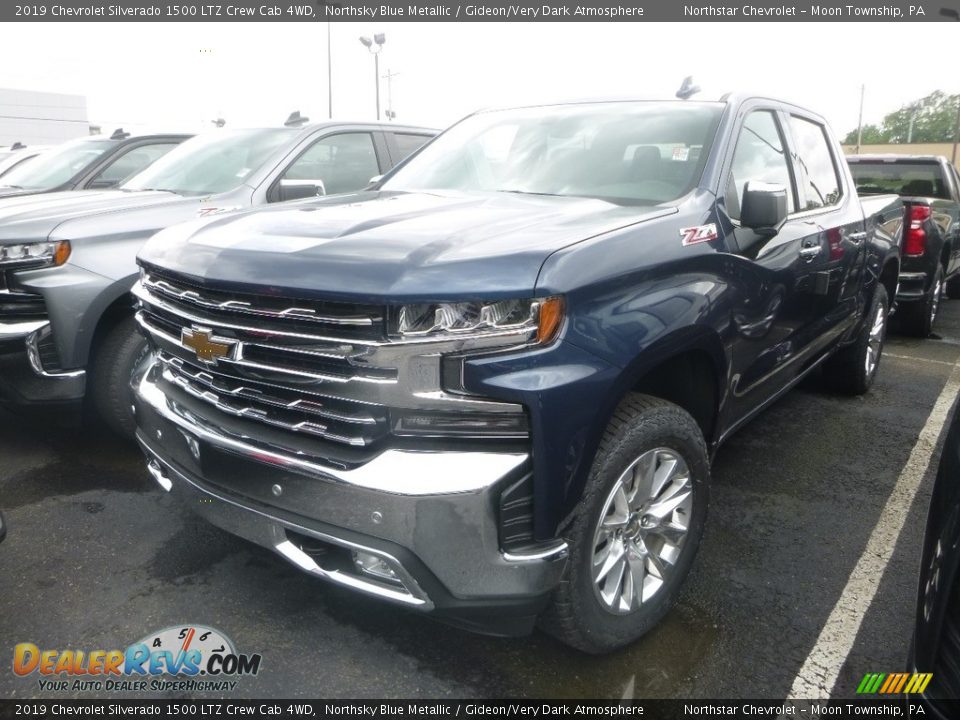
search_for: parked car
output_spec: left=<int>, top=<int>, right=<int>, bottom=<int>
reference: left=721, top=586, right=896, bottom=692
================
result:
left=130, top=95, right=902, bottom=652
left=0, top=130, right=189, bottom=199
left=848, top=154, right=960, bottom=336
left=909, top=403, right=960, bottom=716
left=0, top=144, right=50, bottom=179
left=0, top=121, right=435, bottom=436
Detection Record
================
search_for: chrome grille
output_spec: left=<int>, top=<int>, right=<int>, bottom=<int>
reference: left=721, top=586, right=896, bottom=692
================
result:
left=134, top=271, right=528, bottom=453
left=142, top=270, right=385, bottom=341
left=158, top=354, right=386, bottom=447
left=0, top=288, right=46, bottom=320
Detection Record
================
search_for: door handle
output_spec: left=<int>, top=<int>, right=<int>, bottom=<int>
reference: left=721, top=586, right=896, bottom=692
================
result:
left=848, top=231, right=868, bottom=245
left=799, top=245, right=820, bottom=262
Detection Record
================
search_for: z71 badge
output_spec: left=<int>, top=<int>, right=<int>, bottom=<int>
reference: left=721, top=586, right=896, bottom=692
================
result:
left=680, top=224, right=718, bottom=246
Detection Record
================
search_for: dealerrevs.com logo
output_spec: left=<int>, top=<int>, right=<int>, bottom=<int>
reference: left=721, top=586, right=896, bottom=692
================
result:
left=13, top=625, right=262, bottom=693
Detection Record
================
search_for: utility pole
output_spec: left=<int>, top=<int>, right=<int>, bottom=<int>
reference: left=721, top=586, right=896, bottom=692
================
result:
left=855, top=84, right=865, bottom=154
left=382, top=68, right=400, bottom=121
left=952, top=95, right=960, bottom=165
left=327, top=23, right=333, bottom=119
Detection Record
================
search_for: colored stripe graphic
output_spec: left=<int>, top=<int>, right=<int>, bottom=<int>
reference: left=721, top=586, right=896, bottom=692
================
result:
left=856, top=672, right=934, bottom=694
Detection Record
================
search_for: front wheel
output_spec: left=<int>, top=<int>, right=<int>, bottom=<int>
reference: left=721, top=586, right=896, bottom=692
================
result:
left=823, top=284, right=888, bottom=396
left=539, top=394, right=710, bottom=654
left=89, top=316, right=149, bottom=439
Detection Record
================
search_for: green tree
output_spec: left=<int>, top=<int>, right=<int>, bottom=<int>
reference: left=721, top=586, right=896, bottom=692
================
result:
left=843, top=90, right=960, bottom=144
left=842, top=124, right=886, bottom=145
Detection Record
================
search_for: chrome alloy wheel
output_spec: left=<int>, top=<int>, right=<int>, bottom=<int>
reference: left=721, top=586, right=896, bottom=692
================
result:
left=865, top=299, right=886, bottom=378
left=591, top=448, right=693, bottom=615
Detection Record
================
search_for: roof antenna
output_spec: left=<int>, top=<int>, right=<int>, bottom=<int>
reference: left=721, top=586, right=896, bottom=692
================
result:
left=9, top=142, right=25, bottom=150
left=110, top=128, right=130, bottom=140
left=676, top=76, right=701, bottom=100
left=284, top=111, right=309, bottom=127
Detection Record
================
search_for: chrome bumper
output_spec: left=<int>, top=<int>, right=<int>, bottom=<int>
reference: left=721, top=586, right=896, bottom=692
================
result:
left=133, top=362, right=568, bottom=621
left=0, top=319, right=85, bottom=405
left=0, top=318, right=48, bottom=342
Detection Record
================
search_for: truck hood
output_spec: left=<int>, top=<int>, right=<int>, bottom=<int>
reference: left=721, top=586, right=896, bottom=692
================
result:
left=0, top=189, right=189, bottom=242
left=139, top=190, right=676, bottom=302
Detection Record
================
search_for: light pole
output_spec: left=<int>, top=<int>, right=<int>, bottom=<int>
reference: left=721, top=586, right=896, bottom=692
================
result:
left=359, top=33, right=385, bottom=121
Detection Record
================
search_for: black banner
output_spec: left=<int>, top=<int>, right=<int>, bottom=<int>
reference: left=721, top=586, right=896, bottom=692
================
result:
left=0, top=699, right=957, bottom=720
left=1, top=0, right=954, bottom=23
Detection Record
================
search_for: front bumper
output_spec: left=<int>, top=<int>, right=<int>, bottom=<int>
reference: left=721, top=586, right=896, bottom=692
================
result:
left=0, top=319, right=85, bottom=408
left=133, top=363, right=568, bottom=636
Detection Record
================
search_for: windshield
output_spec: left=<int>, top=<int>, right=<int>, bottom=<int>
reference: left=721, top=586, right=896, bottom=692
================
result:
left=122, top=129, right=295, bottom=196
left=849, top=161, right=951, bottom=199
left=381, top=102, right=723, bottom=205
left=1, top=138, right=114, bottom=190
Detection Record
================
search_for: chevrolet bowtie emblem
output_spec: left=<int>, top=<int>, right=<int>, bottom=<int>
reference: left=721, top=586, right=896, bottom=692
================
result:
left=180, top=327, right=236, bottom=364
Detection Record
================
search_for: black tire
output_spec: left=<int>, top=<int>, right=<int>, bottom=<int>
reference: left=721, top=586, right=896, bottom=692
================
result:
left=946, top=274, right=960, bottom=300
left=899, top=266, right=942, bottom=338
left=823, top=284, right=888, bottom=396
left=539, top=394, right=710, bottom=654
left=89, top=316, right=148, bottom=439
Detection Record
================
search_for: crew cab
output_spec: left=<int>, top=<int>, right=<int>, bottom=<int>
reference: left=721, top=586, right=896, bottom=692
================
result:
left=131, top=95, right=902, bottom=652
left=0, top=130, right=189, bottom=199
left=0, top=122, right=434, bottom=436
left=847, top=154, right=960, bottom=336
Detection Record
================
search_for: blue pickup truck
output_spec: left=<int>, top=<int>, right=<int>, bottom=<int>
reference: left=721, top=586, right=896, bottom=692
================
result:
left=131, top=94, right=903, bottom=652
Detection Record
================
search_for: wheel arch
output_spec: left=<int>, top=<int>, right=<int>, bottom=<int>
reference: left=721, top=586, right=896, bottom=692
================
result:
left=555, top=326, right=727, bottom=532
left=75, top=275, right=139, bottom=368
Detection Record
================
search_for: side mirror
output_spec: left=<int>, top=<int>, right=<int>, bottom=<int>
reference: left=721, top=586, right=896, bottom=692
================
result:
left=365, top=175, right=383, bottom=190
left=741, top=181, right=787, bottom=236
left=278, top=179, right=326, bottom=202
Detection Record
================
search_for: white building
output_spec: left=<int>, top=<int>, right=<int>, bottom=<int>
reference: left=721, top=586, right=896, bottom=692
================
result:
left=0, top=88, right=88, bottom=147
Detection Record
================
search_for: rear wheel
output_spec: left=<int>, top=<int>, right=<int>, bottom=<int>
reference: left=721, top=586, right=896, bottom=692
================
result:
left=539, top=394, right=709, bottom=654
left=89, top=316, right=148, bottom=439
left=946, top=273, right=960, bottom=300
left=900, top=266, right=943, bottom=337
left=824, top=285, right=888, bottom=395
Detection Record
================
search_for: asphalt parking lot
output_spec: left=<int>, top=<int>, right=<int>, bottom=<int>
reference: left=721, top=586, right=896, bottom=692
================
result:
left=2, top=300, right=960, bottom=700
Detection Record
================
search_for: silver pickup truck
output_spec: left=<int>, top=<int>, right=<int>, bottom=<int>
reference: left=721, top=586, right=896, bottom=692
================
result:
left=0, top=122, right=434, bottom=435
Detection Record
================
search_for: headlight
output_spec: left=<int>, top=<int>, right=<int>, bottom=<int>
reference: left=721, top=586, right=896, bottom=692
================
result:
left=0, top=241, right=71, bottom=268
left=394, top=296, right=564, bottom=344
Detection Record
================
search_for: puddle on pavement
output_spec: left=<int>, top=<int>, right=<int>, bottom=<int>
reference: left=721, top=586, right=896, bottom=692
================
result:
left=0, top=455, right=151, bottom=509
left=470, top=602, right=719, bottom=698
left=303, top=582, right=719, bottom=698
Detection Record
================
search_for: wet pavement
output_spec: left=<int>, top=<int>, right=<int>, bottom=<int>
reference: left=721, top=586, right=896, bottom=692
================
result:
left=2, top=301, right=959, bottom=700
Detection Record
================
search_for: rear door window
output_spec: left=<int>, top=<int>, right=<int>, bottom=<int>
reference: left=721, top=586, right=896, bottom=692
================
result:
left=788, top=115, right=842, bottom=210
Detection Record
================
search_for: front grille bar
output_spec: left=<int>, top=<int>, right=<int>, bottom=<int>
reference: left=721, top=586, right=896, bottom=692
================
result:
left=143, top=273, right=379, bottom=327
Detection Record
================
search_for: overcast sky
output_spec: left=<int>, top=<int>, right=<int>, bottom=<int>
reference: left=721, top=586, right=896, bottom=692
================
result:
left=3, top=22, right=957, bottom=137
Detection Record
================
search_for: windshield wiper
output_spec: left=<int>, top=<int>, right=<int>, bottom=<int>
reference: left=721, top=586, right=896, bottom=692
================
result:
left=496, top=189, right=561, bottom=197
